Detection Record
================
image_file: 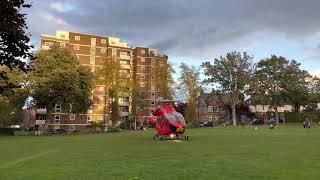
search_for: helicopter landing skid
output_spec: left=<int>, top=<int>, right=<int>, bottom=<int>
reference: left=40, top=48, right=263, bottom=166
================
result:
left=153, top=134, right=189, bottom=141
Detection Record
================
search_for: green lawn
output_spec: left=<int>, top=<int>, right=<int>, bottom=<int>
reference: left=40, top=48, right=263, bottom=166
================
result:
left=1, top=124, right=320, bottom=180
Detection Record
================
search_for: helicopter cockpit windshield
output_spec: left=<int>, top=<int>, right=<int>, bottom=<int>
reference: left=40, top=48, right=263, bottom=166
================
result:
left=164, top=112, right=186, bottom=124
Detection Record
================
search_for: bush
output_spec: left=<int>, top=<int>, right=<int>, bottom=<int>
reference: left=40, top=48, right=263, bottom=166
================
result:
left=284, top=112, right=320, bottom=122
left=0, top=128, right=16, bottom=136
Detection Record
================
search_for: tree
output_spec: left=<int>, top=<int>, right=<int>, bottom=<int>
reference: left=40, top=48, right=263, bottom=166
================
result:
left=130, top=82, right=148, bottom=129
left=253, top=55, right=303, bottom=123
left=202, top=51, right=254, bottom=126
left=178, top=63, right=202, bottom=122
left=0, top=0, right=33, bottom=93
left=283, top=61, right=312, bottom=112
left=155, top=63, right=175, bottom=100
left=97, top=59, right=130, bottom=126
left=0, top=66, right=28, bottom=127
left=29, top=46, right=94, bottom=113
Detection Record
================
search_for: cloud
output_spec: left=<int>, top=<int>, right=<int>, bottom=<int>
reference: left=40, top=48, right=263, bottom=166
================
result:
left=26, top=0, right=320, bottom=59
left=49, top=2, right=74, bottom=13
left=43, top=14, right=68, bottom=25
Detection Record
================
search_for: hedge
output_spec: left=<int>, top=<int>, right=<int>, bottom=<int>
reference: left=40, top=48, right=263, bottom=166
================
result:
left=284, top=112, right=320, bottom=123
left=0, top=128, right=16, bottom=136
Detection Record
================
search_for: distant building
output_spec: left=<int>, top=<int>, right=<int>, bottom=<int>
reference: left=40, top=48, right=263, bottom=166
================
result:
left=195, top=93, right=229, bottom=123
left=38, top=30, right=169, bottom=131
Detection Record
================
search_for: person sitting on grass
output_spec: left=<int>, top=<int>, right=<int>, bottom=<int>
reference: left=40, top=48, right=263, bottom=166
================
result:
left=303, top=118, right=311, bottom=128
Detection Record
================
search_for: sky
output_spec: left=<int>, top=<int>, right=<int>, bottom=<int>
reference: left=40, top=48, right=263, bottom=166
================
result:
left=25, top=0, right=320, bottom=96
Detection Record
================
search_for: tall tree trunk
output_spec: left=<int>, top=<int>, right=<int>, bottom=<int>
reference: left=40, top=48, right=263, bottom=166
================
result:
left=231, top=103, right=237, bottom=126
left=274, top=106, right=279, bottom=124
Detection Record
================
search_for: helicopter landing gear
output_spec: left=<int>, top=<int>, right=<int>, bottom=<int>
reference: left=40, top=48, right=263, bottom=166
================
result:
left=153, top=135, right=158, bottom=140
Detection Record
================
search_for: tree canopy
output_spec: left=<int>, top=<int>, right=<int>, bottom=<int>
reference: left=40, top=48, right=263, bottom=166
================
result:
left=178, top=63, right=202, bottom=122
left=202, top=51, right=253, bottom=126
left=155, top=63, right=175, bottom=100
left=0, top=0, right=33, bottom=93
left=29, top=46, right=94, bottom=113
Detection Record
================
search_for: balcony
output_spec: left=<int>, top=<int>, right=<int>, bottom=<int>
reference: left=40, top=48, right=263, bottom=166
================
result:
left=120, top=112, right=129, bottom=116
left=36, top=108, right=47, bottom=114
left=119, top=55, right=131, bottom=60
left=119, top=101, right=129, bottom=106
left=120, top=64, right=131, bottom=69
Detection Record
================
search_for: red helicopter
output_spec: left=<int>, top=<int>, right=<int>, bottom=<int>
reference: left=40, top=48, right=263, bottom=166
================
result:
left=148, top=104, right=189, bottom=141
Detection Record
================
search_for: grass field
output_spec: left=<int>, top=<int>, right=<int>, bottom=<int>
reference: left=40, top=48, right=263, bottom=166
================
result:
left=1, top=124, right=320, bottom=180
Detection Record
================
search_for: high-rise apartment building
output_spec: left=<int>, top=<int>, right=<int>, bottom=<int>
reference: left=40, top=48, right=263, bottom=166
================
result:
left=38, top=30, right=168, bottom=131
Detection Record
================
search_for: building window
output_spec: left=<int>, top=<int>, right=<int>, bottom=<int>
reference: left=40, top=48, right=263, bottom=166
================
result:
left=112, top=49, right=117, bottom=57
left=54, top=115, right=60, bottom=123
left=141, top=75, right=145, bottom=79
left=55, top=105, right=61, bottom=113
left=151, top=101, right=155, bottom=105
left=69, top=125, right=75, bottom=130
left=141, top=58, right=145, bottom=62
left=60, top=34, right=65, bottom=39
left=45, top=42, right=54, bottom=47
left=151, top=76, right=154, bottom=80
left=87, top=116, right=91, bottom=121
left=141, top=50, right=145, bottom=54
left=91, top=38, right=96, bottom=46
left=100, top=58, right=106, bottom=62
left=98, top=86, right=105, bottom=92
left=75, top=36, right=80, bottom=41
left=90, top=56, right=95, bottom=64
left=90, top=47, right=96, bottom=55
left=120, top=51, right=127, bottom=56
left=101, top=48, right=106, bottom=54
left=70, top=114, right=75, bottom=120
left=141, top=83, right=145, bottom=87
left=101, top=39, right=106, bottom=44
left=60, top=42, right=65, bottom=48
left=74, top=45, right=79, bottom=50
left=141, top=66, right=145, bottom=70
left=213, top=106, right=219, bottom=112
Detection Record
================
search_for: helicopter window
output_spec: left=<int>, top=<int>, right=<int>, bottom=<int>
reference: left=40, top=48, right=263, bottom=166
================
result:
left=165, top=112, right=185, bottom=124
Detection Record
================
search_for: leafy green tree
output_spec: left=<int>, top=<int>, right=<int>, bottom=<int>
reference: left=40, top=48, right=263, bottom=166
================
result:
left=202, top=51, right=254, bottom=126
left=155, top=63, right=175, bottom=100
left=253, top=55, right=304, bottom=123
left=29, top=46, right=94, bottom=113
left=97, top=59, right=130, bottom=126
left=0, top=66, right=28, bottom=127
left=178, top=63, right=202, bottom=122
left=130, top=81, right=148, bottom=129
left=283, top=61, right=312, bottom=112
left=0, top=0, right=33, bottom=93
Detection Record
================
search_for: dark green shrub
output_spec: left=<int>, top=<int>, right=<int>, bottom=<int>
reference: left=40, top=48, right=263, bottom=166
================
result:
left=284, top=112, right=320, bottom=122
